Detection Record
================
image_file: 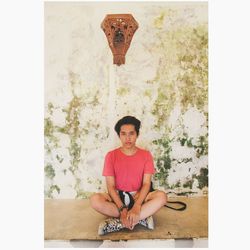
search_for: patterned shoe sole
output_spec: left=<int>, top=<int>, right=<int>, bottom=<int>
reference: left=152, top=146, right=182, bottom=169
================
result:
left=98, top=218, right=124, bottom=235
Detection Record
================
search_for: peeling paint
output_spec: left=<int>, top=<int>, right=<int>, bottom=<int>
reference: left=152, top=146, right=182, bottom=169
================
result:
left=45, top=2, right=208, bottom=198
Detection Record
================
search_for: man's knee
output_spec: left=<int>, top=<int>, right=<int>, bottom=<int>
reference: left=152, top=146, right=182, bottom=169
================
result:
left=154, top=190, right=167, bottom=205
left=90, top=193, right=103, bottom=210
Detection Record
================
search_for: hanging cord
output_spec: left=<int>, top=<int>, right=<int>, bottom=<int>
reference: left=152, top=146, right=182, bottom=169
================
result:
left=150, top=182, right=187, bottom=211
left=164, top=200, right=187, bottom=211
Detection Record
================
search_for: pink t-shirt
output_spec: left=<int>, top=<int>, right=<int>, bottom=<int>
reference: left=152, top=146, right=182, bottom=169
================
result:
left=102, top=147, right=155, bottom=192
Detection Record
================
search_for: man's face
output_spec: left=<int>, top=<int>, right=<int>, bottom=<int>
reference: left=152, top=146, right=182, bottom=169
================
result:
left=119, top=124, right=138, bottom=149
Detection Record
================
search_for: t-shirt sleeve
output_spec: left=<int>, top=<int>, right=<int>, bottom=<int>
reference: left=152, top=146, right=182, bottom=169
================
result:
left=144, top=151, right=155, bottom=174
left=102, top=152, right=115, bottom=176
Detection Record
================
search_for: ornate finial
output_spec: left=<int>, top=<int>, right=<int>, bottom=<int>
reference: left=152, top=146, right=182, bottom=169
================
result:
left=101, top=14, right=138, bottom=66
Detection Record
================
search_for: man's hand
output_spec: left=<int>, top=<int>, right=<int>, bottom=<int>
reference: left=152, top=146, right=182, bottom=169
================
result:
left=120, top=208, right=131, bottom=229
left=127, top=204, right=141, bottom=229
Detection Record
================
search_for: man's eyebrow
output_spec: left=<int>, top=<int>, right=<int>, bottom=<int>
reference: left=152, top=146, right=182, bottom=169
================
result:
left=120, top=131, right=135, bottom=134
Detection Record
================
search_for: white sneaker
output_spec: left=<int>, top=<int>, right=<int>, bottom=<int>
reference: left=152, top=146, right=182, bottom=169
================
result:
left=139, top=215, right=154, bottom=230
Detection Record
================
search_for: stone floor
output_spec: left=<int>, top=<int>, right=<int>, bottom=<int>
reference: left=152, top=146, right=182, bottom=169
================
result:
left=44, top=197, right=208, bottom=241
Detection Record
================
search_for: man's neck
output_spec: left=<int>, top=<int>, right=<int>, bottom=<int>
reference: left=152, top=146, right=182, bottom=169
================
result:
left=120, top=146, right=137, bottom=156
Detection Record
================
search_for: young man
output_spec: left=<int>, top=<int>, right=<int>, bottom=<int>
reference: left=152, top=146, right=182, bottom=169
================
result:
left=90, top=116, right=167, bottom=230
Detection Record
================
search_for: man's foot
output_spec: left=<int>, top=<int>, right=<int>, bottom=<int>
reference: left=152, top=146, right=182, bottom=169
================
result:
left=138, top=215, right=154, bottom=230
left=98, top=218, right=124, bottom=235
left=98, top=216, right=154, bottom=235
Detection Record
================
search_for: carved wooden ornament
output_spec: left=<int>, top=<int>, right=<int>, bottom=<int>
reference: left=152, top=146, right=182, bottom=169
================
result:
left=101, top=14, right=138, bottom=66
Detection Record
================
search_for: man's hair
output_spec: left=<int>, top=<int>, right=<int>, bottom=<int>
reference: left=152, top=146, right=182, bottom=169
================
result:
left=114, top=116, right=141, bottom=136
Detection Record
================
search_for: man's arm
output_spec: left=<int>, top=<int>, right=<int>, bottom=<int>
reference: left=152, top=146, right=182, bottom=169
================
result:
left=106, top=176, right=131, bottom=229
left=105, top=176, right=123, bottom=209
left=134, top=173, right=152, bottom=206
left=126, top=174, right=152, bottom=228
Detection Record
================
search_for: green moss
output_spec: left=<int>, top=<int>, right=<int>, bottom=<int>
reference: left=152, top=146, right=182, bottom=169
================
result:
left=44, top=142, right=51, bottom=154
left=177, top=26, right=208, bottom=111
left=44, top=164, right=55, bottom=179
left=62, top=96, right=82, bottom=137
left=47, top=102, right=54, bottom=115
left=76, top=191, right=93, bottom=199
left=45, top=185, right=60, bottom=198
left=179, top=133, right=208, bottom=158
left=174, top=180, right=181, bottom=188
left=117, top=87, right=130, bottom=96
left=44, top=71, right=104, bottom=197
left=68, top=139, right=81, bottom=174
left=193, top=167, right=208, bottom=189
left=179, top=133, right=194, bottom=147
left=154, top=12, right=165, bottom=29
left=195, top=135, right=208, bottom=158
left=144, top=90, right=152, bottom=98
left=183, top=179, right=194, bottom=189
left=87, top=177, right=103, bottom=189
left=152, top=85, right=176, bottom=130
left=56, top=154, right=64, bottom=163
left=153, top=138, right=172, bottom=187
left=44, top=117, right=59, bottom=149
left=173, top=158, right=192, bottom=164
left=61, top=95, right=83, bottom=174
left=152, top=24, right=208, bottom=129
left=44, top=118, right=54, bottom=137
left=87, top=178, right=92, bottom=184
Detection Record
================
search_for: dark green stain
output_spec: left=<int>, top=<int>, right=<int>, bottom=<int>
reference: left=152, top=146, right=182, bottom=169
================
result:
left=48, top=102, right=54, bottom=115
left=183, top=179, right=194, bottom=189
left=195, top=135, right=208, bottom=158
left=193, top=167, right=208, bottom=189
left=75, top=191, right=93, bottom=199
left=178, top=133, right=208, bottom=158
left=44, top=164, right=55, bottom=179
left=153, top=138, right=172, bottom=187
left=56, top=154, right=64, bottom=163
left=44, top=185, right=60, bottom=198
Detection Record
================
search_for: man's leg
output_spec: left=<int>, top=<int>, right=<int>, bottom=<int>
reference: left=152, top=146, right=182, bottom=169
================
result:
left=138, top=190, right=167, bottom=220
left=90, top=193, right=119, bottom=217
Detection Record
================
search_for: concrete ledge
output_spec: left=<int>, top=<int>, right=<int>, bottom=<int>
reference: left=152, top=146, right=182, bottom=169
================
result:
left=44, top=197, right=208, bottom=240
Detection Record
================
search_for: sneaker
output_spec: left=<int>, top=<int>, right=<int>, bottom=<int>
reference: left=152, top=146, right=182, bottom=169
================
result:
left=138, top=215, right=154, bottom=230
left=98, top=218, right=124, bottom=235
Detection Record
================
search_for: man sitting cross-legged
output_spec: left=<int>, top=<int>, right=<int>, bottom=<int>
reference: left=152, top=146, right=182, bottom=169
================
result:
left=90, top=116, right=167, bottom=234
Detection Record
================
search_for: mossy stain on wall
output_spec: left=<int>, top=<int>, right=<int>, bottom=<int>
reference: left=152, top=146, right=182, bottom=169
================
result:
left=193, top=167, right=208, bottom=189
left=152, top=138, right=172, bottom=188
left=152, top=13, right=208, bottom=129
left=44, top=163, right=55, bottom=179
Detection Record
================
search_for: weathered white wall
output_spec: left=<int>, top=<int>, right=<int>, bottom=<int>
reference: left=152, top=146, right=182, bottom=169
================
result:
left=44, top=2, right=208, bottom=198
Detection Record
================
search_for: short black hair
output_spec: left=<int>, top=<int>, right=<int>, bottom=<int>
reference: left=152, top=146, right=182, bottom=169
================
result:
left=114, top=116, right=141, bottom=136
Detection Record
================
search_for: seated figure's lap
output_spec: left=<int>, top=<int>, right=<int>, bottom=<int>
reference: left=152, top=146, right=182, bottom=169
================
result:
left=98, top=191, right=158, bottom=203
